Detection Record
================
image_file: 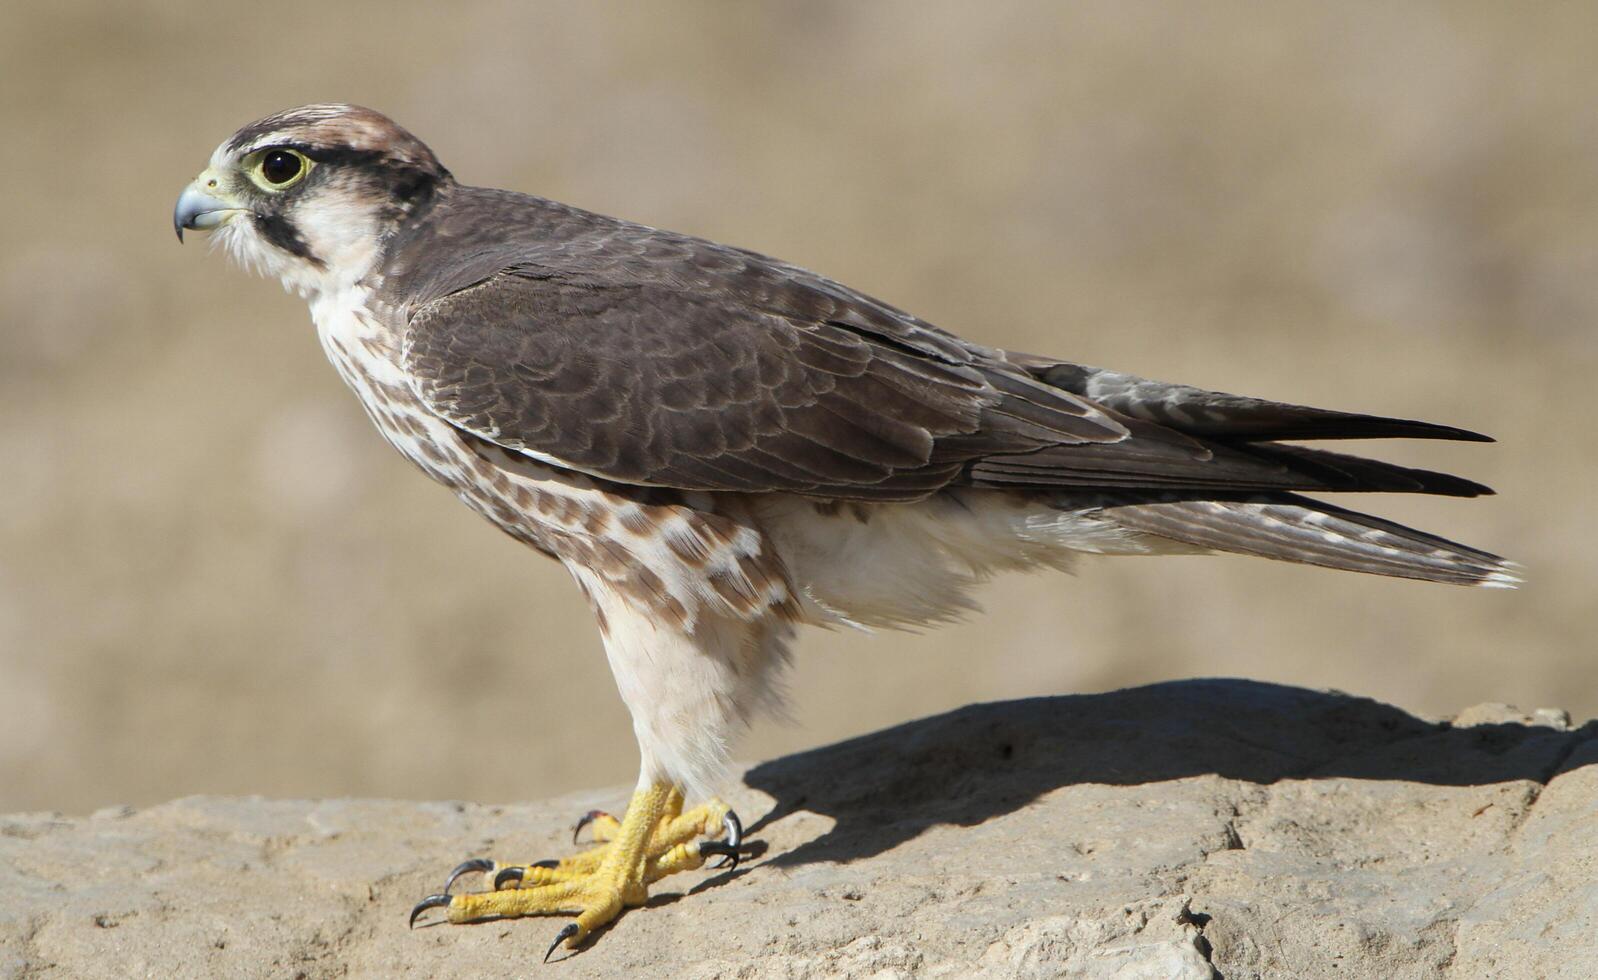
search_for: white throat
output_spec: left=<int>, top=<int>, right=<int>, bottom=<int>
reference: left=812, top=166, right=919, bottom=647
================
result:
left=214, top=207, right=383, bottom=302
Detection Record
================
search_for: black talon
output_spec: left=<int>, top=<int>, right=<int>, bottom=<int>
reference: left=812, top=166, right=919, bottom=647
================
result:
left=705, top=810, right=744, bottom=868
left=545, top=922, right=579, bottom=962
left=492, top=859, right=556, bottom=890
left=409, top=893, right=453, bottom=929
left=443, top=857, right=494, bottom=894
left=700, top=840, right=741, bottom=872
left=572, top=809, right=608, bottom=844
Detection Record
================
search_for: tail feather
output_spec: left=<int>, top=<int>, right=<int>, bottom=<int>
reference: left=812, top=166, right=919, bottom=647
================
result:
left=1097, top=493, right=1518, bottom=588
left=1244, top=444, right=1494, bottom=497
left=992, top=356, right=1512, bottom=586
left=1016, top=358, right=1493, bottom=443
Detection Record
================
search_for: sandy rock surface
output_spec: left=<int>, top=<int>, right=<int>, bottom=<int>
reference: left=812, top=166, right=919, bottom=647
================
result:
left=3, top=679, right=1593, bottom=979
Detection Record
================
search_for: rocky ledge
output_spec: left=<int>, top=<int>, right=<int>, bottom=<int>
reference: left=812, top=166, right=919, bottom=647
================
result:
left=3, top=679, right=1594, bottom=979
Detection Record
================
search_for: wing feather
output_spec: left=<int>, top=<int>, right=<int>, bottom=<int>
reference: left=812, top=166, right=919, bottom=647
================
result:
left=1012, top=357, right=1492, bottom=442
left=387, top=187, right=1492, bottom=500
left=401, top=263, right=1127, bottom=498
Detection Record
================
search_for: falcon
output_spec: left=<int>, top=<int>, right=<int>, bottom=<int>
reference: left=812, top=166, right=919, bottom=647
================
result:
left=174, top=104, right=1514, bottom=956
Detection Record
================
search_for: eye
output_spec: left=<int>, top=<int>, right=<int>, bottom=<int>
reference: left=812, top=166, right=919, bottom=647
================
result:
left=249, top=147, right=312, bottom=190
left=261, top=150, right=301, bottom=184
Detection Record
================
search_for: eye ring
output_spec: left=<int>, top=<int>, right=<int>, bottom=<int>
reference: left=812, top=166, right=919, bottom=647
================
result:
left=248, top=147, right=312, bottom=190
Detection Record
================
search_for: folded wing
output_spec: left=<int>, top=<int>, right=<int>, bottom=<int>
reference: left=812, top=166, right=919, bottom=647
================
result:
left=399, top=221, right=1492, bottom=502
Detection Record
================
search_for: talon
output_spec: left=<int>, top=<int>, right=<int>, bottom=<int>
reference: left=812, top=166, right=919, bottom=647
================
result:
left=572, top=809, right=609, bottom=844
left=545, top=922, right=579, bottom=962
left=707, top=811, right=743, bottom=868
left=491, top=858, right=558, bottom=891
left=700, top=840, right=741, bottom=872
left=443, top=857, right=494, bottom=894
left=407, top=788, right=737, bottom=946
left=409, top=893, right=453, bottom=929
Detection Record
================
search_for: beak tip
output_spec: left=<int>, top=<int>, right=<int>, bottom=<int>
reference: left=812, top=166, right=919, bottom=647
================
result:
left=175, top=181, right=238, bottom=243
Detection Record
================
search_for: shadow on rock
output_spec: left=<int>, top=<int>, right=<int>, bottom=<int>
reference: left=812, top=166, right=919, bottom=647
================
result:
left=743, top=678, right=1593, bottom=868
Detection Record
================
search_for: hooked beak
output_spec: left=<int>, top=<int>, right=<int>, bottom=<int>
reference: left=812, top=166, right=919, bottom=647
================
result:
left=173, top=175, right=246, bottom=242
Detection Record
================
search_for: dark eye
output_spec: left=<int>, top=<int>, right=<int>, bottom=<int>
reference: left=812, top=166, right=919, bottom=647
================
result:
left=260, top=149, right=303, bottom=185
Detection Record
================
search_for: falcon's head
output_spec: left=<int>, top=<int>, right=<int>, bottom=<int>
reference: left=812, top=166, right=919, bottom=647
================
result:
left=174, top=104, right=451, bottom=296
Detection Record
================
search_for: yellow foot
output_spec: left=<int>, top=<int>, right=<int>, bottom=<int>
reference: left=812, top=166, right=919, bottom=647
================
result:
left=410, top=784, right=742, bottom=959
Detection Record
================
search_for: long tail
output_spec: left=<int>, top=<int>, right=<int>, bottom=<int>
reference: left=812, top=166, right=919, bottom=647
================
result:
left=1096, top=492, right=1518, bottom=588
left=1004, top=357, right=1515, bottom=587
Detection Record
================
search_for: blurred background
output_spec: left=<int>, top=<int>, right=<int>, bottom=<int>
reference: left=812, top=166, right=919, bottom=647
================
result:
left=1, top=1, right=1592, bottom=815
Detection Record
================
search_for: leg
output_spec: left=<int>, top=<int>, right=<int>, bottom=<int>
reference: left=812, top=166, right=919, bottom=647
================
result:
left=410, top=573, right=789, bottom=953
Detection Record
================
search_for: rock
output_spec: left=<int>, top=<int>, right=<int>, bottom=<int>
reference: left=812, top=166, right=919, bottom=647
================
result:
left=1, top=679, right=1593, bottom=979
left=1451, top=702, right=1573, bottom=731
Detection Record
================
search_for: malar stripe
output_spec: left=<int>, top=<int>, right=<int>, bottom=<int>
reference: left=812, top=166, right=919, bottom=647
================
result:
left=253, top=213, right=325, bottom=269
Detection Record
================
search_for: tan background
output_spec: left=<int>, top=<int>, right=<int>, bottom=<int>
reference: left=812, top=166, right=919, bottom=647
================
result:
left=1, top=2, right=1592, bottom=815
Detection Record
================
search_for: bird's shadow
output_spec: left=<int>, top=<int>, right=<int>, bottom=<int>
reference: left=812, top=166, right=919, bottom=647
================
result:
left=741, top=678, right=1595, bottom=868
